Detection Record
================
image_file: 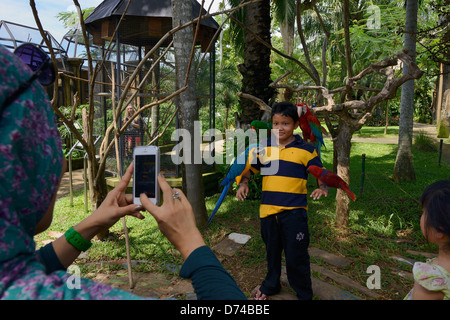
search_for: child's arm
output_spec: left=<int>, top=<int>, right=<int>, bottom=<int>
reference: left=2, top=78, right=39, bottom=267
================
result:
left=236, top=172, right=251, bottom=201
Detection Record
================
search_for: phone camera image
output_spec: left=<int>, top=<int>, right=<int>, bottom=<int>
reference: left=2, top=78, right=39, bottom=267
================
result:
left=134, top=154, right=156, bottom=198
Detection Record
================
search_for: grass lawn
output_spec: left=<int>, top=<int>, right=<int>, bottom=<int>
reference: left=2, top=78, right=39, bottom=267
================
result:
left=353, top=125, right=399, bottom=138
left=35, top=128, right=450, bottom=300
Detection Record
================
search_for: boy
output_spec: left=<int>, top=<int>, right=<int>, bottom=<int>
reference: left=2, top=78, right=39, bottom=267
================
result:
left=236, top=101, right=328, bottom=300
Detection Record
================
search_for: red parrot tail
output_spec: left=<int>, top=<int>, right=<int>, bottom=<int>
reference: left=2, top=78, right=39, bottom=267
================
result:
left=340, top=184, right=356, bottom=201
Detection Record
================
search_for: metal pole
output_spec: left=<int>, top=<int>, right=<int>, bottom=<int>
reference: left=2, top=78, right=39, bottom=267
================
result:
left=69, top=132, right=73, bottom=206
left=438, top=139, right=443, bottom=167
left=64, top=122, right=74, bottom=206
left=83, top=154, right=87, bottom=213
left=359, top=153, right=366, bottom=198
left=116, top=22, right=124, bottom=177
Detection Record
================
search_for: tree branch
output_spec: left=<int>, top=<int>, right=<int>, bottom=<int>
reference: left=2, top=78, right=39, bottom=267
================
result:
left=267, top=49, right=423, bottom=121
left=236, top=92, right=272, bottom=113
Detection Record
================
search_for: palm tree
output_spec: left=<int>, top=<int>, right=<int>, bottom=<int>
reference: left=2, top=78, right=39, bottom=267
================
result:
left=229, top=0, right=276, bottom=127
left=273, top=0, right=296, bottom=101
left=216, top=61, right=241, bottom=130
left=172, top=0, right=207, bottom=225
left=393, top=0, right=419, bottom=182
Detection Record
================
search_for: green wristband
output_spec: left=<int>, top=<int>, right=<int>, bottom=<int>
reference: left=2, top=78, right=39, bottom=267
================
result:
left=65, top=227, right=92, bottom=252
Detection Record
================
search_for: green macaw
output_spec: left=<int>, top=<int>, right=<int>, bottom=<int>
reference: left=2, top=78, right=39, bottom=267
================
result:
left=250, top=120, right=271, bottom=138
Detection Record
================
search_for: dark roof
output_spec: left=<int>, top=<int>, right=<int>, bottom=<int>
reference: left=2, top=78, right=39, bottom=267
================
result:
left=85, top=0, right=219, bottom=47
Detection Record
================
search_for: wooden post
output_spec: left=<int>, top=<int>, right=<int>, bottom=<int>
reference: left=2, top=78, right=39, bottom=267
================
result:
left=111, top=62, right=134, bottom=290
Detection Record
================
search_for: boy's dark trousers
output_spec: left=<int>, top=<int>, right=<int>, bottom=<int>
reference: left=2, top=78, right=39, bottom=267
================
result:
left=259, top=208, right=312, bottom=300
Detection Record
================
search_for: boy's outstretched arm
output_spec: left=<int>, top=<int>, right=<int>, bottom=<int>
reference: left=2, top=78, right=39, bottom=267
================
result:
left=236, top=172, right=251, bottom=201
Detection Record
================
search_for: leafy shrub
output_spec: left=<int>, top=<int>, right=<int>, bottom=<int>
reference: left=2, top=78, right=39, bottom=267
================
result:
left=413, top=130, right=437, bottom=152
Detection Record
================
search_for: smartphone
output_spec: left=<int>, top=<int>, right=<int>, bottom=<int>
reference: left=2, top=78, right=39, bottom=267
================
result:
left=133, top=146, right=160, bottom=205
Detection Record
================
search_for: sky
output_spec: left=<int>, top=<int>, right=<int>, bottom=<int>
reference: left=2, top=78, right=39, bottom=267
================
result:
left=0, top=0, right=221, bottom=44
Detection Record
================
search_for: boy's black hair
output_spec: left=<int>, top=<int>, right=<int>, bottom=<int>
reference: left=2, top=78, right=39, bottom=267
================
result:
left=271, top=101, right=299, bottom=123
left=420, top=180, right=450, bottom=249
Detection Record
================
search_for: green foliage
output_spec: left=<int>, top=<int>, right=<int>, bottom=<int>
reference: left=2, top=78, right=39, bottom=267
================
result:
left=437, top=117, right=450, bottom=139
left=413, top=130, right=437, bottom=152
left=56, top=7, right=95, bottom=29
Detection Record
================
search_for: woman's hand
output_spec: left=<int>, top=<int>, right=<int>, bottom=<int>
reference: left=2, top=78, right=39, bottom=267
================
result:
left=53, top=163, right=144, bottom=267
left=74, top=163, right=144, bottom=240
left=140, top=174, right=205, bottom=260
left=94, top=163, right=144, bottom=223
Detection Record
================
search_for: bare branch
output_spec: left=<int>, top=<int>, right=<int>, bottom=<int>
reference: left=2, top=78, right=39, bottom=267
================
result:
left=70, top=92, right=79, bottom=122
left=236, top=92, right=272, bottom=113
left=270, top=71, right=335, bottom=108
left=29, top=0, right=59, bottom=109
left=96, top=86, right=188, bottom=184
left=148, top=106, right=179, bottom=145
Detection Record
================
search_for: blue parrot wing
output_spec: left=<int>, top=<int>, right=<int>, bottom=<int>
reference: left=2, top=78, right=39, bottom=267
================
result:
left=207, top=182, right=231, bottom=225
left=209, top=143, right=260, bottom=225
left=222, top=143, right=260, bottom=186
left=310, top=122, right=325, bottom=147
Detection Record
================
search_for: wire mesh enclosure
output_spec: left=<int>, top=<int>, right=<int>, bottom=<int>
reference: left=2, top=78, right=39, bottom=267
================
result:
left=1, top=0, right=220, bottom=181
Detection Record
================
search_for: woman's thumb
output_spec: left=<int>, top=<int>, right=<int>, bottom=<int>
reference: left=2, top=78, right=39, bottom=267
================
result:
left=118, top=204, right=145, bottom=220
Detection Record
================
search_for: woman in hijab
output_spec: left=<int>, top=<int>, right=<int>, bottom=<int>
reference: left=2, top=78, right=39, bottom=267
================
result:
left=0, top=44, right=246, bottom=300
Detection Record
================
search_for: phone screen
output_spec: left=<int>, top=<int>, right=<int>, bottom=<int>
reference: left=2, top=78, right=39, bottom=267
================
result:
left=134, top=154, right=156, bottom=198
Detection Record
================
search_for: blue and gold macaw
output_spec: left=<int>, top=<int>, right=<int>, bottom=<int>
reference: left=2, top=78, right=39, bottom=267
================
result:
left=207, top=143, right=260, bottom=225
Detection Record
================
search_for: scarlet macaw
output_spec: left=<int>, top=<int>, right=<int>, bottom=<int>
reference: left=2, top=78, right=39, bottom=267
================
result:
left=307, top=165, right=356, bottom=201
left=297, top=103, right=326, bottom=157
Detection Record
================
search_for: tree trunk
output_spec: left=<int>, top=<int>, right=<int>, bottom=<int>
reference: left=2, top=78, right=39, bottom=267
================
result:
left=393, top=0, right=418, bottom=182
left=238, top=0, right=275, bottom=127
left=81, top=107, right=109, bottom=239
left=172, top=0, right=207, bottom=226
left=334, top=118, right=353, bottom=230
left=279, top=12, right=295, bottom=102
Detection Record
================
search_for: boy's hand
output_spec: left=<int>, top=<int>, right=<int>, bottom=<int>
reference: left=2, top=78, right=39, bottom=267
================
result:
left=310, top=187, right=328, bottom=200
left=236, top=184, right=249, bottom=201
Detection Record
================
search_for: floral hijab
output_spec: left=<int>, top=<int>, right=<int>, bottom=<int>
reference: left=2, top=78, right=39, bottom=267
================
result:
left=0, top=45, right=142, bottom=299
left=0, top=42, right=63, bottom=283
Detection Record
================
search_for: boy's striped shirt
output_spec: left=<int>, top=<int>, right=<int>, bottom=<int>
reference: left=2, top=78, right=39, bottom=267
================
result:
left=249, top=135, right=323, bottom=218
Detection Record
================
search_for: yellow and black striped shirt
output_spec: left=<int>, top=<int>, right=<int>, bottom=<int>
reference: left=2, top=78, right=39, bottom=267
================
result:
left=249, top=135, right=323, bottom=218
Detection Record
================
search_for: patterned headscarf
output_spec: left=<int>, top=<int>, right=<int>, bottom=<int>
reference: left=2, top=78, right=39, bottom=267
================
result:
left=0, top=43, right=63, bottom=293
left=0, top=45, right=146, bottom=300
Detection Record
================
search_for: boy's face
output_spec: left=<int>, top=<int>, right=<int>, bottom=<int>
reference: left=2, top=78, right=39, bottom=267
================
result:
left=271, top=113, right=299, bottom=145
